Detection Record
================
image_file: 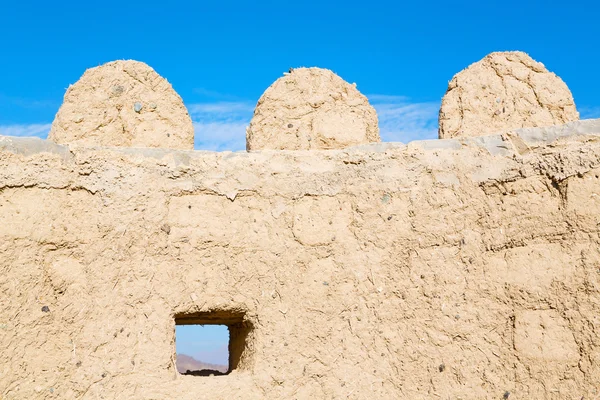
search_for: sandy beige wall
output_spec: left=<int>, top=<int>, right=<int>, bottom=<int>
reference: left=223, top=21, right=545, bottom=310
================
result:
left=2, top=120, right=600, bottom=399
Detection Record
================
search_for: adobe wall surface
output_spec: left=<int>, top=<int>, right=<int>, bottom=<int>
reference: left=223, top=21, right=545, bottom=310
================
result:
left=2, top=120, right=600, bottom=399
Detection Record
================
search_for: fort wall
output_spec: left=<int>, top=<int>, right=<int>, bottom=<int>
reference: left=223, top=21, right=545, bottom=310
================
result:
left=2, top=119, right=600, bottom=399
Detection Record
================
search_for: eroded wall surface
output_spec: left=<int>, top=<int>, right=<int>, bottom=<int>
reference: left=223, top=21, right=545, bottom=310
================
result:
left=2, top=120, right=600, bottom=399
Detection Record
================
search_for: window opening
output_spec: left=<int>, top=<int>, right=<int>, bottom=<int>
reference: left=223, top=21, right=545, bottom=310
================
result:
left=175, top=311, right=252, bottom=376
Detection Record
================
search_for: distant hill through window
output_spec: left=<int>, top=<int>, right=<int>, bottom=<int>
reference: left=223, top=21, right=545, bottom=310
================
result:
left=175, top=324, right=229, bottom=375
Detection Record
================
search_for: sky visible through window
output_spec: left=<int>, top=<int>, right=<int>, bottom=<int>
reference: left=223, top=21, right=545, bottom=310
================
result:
left=176, top=324, right=229, bottom=366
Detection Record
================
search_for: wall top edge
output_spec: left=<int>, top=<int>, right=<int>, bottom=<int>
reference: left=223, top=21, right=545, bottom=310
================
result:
left=1, top=119, right=599, bottom=162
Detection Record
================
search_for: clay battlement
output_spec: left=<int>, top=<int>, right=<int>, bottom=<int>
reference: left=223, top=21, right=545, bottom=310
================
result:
left=2, top=53, right=600, bottom=399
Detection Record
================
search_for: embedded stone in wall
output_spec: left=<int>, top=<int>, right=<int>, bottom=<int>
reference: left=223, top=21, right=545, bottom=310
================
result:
left=439, top=51, right=579, bottom=139
left=49, top=60, right=194, bottom=149
left=246, top=67, right=380, bottom=150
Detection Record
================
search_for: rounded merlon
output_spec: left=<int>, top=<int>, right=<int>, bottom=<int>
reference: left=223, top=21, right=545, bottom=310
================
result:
left=49, top=60, right=194, bottom=149
left=439, top=51, right=579, bottom=139
left=246, top=67, right=380, bottom=150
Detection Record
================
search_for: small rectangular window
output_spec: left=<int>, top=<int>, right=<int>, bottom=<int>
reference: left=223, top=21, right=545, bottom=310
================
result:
left=174, top=311, right=252, bottom=376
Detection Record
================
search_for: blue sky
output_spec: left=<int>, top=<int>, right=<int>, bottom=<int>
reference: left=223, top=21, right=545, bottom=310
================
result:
left=1, top=0, right=599, bottom=151
left=176, top=325, right=229, bottom=366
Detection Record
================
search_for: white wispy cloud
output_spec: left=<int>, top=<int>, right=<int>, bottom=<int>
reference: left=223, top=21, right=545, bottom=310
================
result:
left=188, top=101, right=254, bottom=151
left=367, top=94, right=411, bottom=103
left=580, top=106, right=600, bottom=120
left=368, top=95, right=439, bottom=143
left=192, top=121, right=249, bottom=151
left=193, top=87, right=243, bottom=101
left=188, top=101, right=255, bottom=117
left=0, top=123, right=51, bottom=138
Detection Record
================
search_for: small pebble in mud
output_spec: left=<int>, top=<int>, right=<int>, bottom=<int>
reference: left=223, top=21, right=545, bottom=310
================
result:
left=287, top=123, right=293, bottom=128
left=41, top=306, right=50, bottom=312
left=111, top=85, right=124, bottom=96
left=439, top=364, right=445, bottom=372
left=387, top=216, right=392, bottom=221
left=134, top=102, right=143, bottom=113
left=503, top=391, right=510, bottom=399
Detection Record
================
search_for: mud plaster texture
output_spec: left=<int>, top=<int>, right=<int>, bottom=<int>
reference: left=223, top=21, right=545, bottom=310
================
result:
left=2, top=119, right=600, bottom=399
left=246, top=67, right=380, bottom=150
left=48, top=60, right=194, bottom=150
left=439, top=51, right=579, bottom=139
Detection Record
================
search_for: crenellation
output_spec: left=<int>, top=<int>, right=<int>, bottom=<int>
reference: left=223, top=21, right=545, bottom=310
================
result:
left=2, top=54, right=600, bottom=399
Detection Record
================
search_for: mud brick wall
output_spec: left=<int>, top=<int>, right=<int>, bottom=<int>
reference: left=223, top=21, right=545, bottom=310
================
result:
left=1, top=120, right=600, bottom=399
